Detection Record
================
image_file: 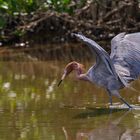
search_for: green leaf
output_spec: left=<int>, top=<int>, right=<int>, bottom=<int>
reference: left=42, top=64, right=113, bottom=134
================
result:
left=0, top=16, right=6, bottom=29
left=0, top=2, right=9, bottom=10
left=63, top=0, right=70, bottom=5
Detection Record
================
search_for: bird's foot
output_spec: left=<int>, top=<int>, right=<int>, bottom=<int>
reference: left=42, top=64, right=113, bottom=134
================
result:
left=120, top=98, right=133, bottom=109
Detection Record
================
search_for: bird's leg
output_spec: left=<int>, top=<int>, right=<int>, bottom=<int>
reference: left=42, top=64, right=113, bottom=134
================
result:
left=109, top=95, right=113, bottom=106
left=110, top=90, right=132, bottom=109
left=107, top=89, right=112, bottom=105
left=119, top=98, right=132, bottom=109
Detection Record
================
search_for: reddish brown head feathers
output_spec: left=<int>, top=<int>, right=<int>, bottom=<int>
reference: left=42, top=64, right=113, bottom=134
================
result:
left=65, top=61, right=84, bottom=75
left=58, top=61, right=85, bottom=86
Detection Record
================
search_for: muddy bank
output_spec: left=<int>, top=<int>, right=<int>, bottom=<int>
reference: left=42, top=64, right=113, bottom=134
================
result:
left=0, top=43, right=96, bottom=61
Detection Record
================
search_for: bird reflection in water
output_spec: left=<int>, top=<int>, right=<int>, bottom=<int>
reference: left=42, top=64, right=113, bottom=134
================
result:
left=62, top=109, right=140, bottom=140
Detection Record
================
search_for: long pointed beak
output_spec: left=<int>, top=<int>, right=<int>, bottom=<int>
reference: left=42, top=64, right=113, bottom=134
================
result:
left=57, top=80, right=63, bottom=86
left=57, top=72, right=66, bottom=87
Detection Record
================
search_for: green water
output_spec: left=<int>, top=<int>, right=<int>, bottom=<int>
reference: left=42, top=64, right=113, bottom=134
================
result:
left=0, top=60, right=140, bottom=140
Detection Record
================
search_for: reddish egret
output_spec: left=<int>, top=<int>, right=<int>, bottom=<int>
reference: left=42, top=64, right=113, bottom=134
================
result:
left=58, top=33, right=140, bottom=108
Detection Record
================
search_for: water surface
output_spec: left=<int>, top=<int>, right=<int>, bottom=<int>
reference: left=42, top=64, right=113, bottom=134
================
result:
left=0, top=58, right=140, bottom=139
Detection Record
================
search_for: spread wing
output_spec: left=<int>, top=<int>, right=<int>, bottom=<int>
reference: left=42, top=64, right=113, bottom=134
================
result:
left=72, top=33, right=118, bottom=79
left=110, top=32, right=140, bottom=86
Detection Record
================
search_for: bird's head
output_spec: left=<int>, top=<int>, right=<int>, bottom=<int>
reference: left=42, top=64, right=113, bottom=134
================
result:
left=58, top=61, right=84, bottom=86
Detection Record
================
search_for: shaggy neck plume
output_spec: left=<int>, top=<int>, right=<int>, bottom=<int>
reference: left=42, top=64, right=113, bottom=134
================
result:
left=65, top=61, right=88, bottom=81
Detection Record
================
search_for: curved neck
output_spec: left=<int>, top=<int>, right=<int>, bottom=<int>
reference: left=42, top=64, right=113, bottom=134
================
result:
left=65, top=61, right=89, bottom=81
left=75, top=69, right=89, bottom=81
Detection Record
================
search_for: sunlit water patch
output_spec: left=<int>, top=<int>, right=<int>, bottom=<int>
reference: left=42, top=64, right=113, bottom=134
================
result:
left=110, top=104, right=140, bottom=110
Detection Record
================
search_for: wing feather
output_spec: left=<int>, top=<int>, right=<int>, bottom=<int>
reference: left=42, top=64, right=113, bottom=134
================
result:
left=73, top=33, right=118, bottom=79
left=110, top=32, right=140, bottom=85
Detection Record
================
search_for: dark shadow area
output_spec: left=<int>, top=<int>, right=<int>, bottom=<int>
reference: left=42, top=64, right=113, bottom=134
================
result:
left=74, top=108, right=128, bottom=119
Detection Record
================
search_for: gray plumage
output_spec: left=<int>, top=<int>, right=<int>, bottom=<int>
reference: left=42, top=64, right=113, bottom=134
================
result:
left=73, top=32, right=140, bottom=108
left=110, top=32, right=140, bottom=86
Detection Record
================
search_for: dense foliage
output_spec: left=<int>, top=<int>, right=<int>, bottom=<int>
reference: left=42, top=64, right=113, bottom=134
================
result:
left=0, top=0, right=139, bottom=44
left=0, top=0, right=86, bottom=29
